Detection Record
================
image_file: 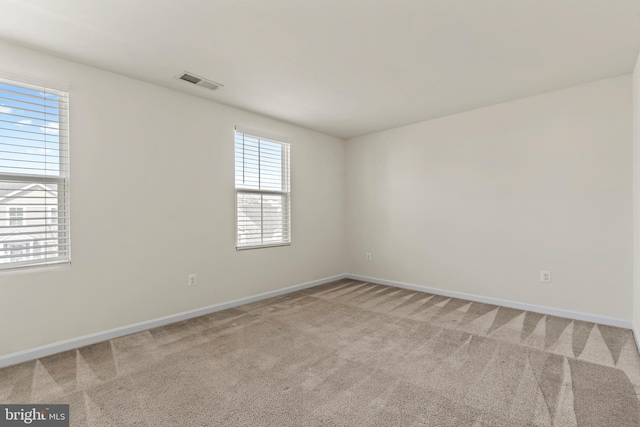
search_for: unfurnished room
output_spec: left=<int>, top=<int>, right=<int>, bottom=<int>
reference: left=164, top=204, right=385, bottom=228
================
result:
left=1, top=1, right=640, bottom=426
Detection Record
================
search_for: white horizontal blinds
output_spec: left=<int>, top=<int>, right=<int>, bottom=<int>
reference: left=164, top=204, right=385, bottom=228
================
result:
left=0, top=77, right=69, bottom=269
left=235, top=130, right=290, bottom=248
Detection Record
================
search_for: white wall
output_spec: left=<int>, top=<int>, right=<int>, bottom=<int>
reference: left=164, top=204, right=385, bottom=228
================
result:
left=346, top=75, right=633, bottom=321
left=633, top=54, right=640, bottom=336
left=0, top=40, right=346, bottom=356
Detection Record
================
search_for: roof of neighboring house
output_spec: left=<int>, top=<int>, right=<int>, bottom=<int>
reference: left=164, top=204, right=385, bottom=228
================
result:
left=0, top=182, right=56, bottom=201
left=0, top=182, right=32, bottom=198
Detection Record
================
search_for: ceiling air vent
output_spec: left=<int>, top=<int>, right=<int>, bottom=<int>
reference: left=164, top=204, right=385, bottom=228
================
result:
left=176, top=72, right=223, bottom=91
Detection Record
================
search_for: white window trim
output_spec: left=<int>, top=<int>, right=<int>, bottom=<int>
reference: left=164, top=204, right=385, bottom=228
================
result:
left=0, top=74, right=71, bottom=272
left=0, top=69, right=69, bottom=92
left=234, top=127, right=291, bottom=250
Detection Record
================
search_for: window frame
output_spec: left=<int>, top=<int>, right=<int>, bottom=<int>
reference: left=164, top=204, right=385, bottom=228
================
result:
left=234, top=128, right=291, bottom=250
left=8, top=206, right=24, bottom=226
left=0, top=73, right=70, bottom=271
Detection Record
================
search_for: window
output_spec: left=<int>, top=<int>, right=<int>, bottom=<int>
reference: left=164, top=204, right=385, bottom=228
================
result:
left=4, top=242, right=29, bottom=263
left=49, top=207, right=57, bottom=225
left=235, top=128, right=290, bottom=249
left=32, top=239, right=42, bottom=259
left=9, top=207, right=23, bottom=226
left=0, top=75, right=70, bottom=270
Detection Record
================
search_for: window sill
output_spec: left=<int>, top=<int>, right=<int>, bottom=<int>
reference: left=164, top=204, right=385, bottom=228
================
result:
left=236, top=243, right=291, bottom=251
left=0, top=260, right=70, bottom=276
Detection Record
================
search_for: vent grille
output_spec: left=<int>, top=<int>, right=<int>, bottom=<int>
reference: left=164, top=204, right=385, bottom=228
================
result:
left=176, top=72, right=223, bottom=91
left=179, top=73, right=201, bottom=84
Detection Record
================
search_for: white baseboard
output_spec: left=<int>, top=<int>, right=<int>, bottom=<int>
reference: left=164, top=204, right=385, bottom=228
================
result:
left=0, top=273, right=348, bottom=369
left=347, top=274, right=634, bottom=330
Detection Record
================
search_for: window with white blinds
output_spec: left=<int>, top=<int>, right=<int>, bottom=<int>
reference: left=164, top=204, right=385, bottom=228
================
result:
left=235, top=129, right=290, bottom=249
left=0, top=76, right=70, bottom=270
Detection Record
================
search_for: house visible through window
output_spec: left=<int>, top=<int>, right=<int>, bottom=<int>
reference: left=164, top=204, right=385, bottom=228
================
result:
left=0, top=75, right=70, bottom=270
left=235, top=128, right=290, bottom=249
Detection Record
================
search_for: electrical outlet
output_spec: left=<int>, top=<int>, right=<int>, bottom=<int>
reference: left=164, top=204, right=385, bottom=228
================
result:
left=188, top=273, right=197, bottom=287
left=366, top=253, right=372, bottom=262
left=540, top=270, right=551, bottom=283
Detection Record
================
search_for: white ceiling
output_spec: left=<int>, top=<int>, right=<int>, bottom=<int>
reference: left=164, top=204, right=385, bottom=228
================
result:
left=0, top=0, right=639, bottom=139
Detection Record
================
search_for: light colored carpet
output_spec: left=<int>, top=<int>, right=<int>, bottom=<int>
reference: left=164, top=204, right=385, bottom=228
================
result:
left=2, top=278, right=640, bottom=426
